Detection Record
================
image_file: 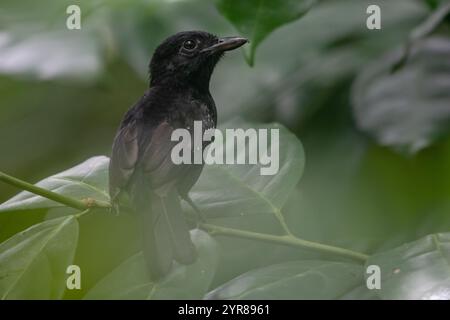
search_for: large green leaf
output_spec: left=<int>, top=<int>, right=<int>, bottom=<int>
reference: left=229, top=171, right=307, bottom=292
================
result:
left=367, top=232, right=450, bottom=300
left=0, top=156, right=110, bottom=213
left=352, top=35, right=450, bottom=154
left=190, top=119, right=304, bottom=223
left=205, top=260, right=364, bottom=299
left=0, top=0, right=108, bottom=81
left=215, top=0, right=316, bottom=65
left=338, top=284, right=380, bottom=300
left=0, top=216, right=78, bottom=299
left=84, top=230, right=218, bottom=299
left=0, top=30, right=103, bottom=81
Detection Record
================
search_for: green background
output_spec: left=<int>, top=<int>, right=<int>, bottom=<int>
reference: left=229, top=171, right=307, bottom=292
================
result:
left=0, top=0, right=450, bottom=300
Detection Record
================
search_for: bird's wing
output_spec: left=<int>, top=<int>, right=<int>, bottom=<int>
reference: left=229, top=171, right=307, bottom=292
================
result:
left=109, top=118, right=139, bottom=206
left=138, top=121, right=188, bottom=190
left=129, top=121, right=197, bottom=277
left=109, top=117, right=190, bottom=202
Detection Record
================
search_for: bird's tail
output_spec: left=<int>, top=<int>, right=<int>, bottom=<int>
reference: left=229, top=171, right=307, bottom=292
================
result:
left=132, top=176, right=196, bottom=279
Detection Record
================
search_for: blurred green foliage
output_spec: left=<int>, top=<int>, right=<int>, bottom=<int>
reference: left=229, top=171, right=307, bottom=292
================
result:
left=215, top=0, right=316, bottom=65
left=1, top=0, right=450, bottom=299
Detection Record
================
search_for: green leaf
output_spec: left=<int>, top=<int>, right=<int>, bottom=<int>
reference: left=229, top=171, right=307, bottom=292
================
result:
left=0, top=216, right=78, bottom=299
left=0, top=0, right=106, bottom=81
left=367, top=232, right=450, bottom=300
left=392, top=2, right=450, bottom=72
left=0, top=30, right=103, bottom=81
left=0, top=209, right=46, bottom=243
left=338, top=284, right=380, bottom=300
left=84, top=230, right=218, bottom=299
left=215, top=0, right=316, bottom=65
left=425, top=0, right=450, bottom=10
left=205, top=260, right=364, bottom=299
left=0, top=156, right=110, bottom=213
left=190, top=119, right=305, bottom=223
left=352, top=35, right=450, bottom=154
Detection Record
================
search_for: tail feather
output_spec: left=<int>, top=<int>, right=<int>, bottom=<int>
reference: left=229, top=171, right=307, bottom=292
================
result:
left=133, top=178, right=196, bottom=279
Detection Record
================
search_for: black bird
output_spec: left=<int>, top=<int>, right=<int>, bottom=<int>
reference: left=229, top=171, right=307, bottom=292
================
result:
left=109, top=31, right=247, bottom=279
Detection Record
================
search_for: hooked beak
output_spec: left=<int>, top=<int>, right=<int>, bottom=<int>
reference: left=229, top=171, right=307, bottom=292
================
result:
left=202, top=36, right=248, bottom=53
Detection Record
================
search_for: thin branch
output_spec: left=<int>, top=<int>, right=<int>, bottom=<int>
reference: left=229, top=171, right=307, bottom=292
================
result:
left=75, top=208, right=93, bottom=219
left=0, top=171, right=369, bottom=263
left=200, top=223, right=369, bottom=263
left=0, top=171, right=110, bottom=211
left=273, top=208, right=294, bottom=236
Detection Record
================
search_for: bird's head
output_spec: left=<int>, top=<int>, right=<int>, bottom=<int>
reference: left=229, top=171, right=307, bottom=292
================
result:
left=149, top=31, right=247, bottom=90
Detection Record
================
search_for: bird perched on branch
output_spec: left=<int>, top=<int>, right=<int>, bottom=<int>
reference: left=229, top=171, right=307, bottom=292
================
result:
left=108, top=31, right=247, bottom=279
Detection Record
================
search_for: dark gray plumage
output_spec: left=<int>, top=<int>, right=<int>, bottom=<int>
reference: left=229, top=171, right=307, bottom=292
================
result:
left=108, top=31, right=247, bottom=278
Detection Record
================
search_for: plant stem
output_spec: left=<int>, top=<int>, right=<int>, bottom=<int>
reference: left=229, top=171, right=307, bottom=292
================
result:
left=75, top=208, right=92, bottom=219
left=200, top=223, right=369, bottom=263
left=0, top=171, right=110, bottom=210
left=273, top=208, right=294, bottom=236
left=0, top=171, right=369, bottom=263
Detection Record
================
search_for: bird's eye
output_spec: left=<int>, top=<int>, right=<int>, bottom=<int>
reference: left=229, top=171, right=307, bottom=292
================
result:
left=183, top=40, right=197, bottom=51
